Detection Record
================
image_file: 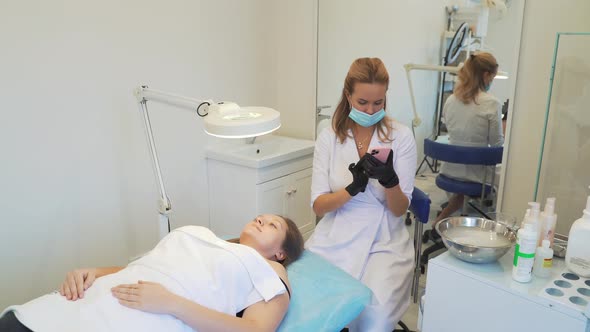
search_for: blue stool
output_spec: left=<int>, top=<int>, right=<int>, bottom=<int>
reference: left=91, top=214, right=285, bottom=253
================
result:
left=420, top=138, right=503, bottom=267
left=425, top=138, right=503, bottom=202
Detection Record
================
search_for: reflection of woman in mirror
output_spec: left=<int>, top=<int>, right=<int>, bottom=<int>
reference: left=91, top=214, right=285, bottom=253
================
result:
left=306, top=57, right=417, bottom=331
left=432, top=52, right=504, bottom=233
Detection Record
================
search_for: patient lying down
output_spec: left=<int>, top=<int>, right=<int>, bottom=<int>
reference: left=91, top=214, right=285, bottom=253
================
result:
left=0, top=215, right=304, bottom=332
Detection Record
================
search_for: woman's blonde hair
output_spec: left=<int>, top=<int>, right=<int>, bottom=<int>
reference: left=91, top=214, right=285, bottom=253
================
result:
left=332, top=57, right=393, bottom=143
left=453, top=52, right=498, bottom=104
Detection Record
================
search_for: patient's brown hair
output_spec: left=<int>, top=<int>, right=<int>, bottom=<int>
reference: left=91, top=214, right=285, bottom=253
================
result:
left=278, top=216, right=304, bottom=267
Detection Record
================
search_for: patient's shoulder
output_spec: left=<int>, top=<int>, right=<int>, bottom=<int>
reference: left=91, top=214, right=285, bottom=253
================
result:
left=268, top=260, right=287, bottom=278
left=271, top=263, right=292, bottom=302
left=268, top=260, right=290, bottom=291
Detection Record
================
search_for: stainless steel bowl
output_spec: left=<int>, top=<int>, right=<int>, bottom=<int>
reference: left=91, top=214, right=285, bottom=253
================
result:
left=435, top=216, right=517, bottom=264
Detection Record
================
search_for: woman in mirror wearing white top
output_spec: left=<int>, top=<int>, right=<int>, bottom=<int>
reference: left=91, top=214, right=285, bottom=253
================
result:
left=432, top=52, right=505, bottom=234
left=305, top=57, right=417, bottom=331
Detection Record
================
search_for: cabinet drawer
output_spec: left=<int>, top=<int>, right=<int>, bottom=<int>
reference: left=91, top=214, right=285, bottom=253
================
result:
left=255, top=155, right=313, bottom=184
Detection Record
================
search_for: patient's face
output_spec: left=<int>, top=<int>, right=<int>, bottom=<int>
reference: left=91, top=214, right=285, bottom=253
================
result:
left=239, top=214, right=287, bottom=261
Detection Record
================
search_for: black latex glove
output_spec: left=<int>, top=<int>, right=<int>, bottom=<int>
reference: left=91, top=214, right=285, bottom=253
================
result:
left=345, top=157, right=370, bottom=197
left=364, top=150, right=399, bottom=188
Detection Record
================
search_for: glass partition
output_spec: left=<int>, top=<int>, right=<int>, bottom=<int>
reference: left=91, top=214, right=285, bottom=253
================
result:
left=535, top=33, right=590, bottom=236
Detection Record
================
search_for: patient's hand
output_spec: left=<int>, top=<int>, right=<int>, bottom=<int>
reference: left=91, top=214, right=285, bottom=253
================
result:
left=111, top=280, right=177, bottom=315
left=59, top=268, right=98, bottom=301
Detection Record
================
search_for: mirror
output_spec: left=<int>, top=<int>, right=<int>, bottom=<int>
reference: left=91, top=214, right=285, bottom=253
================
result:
left=535, top=33, right=590, bottom=236
left=316, top=0, right=526, bottom=213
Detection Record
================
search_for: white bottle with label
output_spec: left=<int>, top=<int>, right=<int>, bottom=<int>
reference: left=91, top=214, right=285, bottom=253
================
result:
left=533, top=240, right=553, bottom=278
left=512, top=223, right=537, bottom=283
left=566, top=187, right=590, bottom=277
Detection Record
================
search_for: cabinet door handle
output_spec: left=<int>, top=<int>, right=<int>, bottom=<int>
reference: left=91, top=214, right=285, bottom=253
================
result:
left=286, top=190, right=293, bottom=195
left=292, top=188, right=297, bottom=194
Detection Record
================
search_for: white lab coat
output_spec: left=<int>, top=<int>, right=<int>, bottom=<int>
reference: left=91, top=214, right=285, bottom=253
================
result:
left=305, top=120, right=416, bottom=331
left=441, top=92, right=504, bottom=184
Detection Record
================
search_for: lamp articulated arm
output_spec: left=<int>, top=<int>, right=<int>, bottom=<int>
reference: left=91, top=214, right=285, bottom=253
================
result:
left=403, top=63, right=460, bottom=130
left=135, top=86, right=212, bottom=113
left=134, top=86, right=213, bottom=239
left=133, top=85, right=281, bottom=239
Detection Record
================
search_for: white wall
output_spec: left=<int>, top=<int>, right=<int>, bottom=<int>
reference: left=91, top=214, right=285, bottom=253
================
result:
left=501, top=0, right=590, bottom=223
left=0, top=0, right=292, bottom=309
left=275, top=0, right=318, bottom=140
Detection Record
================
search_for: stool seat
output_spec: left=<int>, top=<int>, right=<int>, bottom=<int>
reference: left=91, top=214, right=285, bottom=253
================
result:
left=435, top=174, right=493, bottom=197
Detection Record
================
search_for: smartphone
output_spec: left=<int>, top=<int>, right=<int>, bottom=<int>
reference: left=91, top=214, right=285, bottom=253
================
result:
left=369, top=147, right=391, bottom=164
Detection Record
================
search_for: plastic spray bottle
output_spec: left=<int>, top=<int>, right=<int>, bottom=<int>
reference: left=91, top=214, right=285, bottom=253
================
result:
left=540, top=197, right=557, bottom=247
left=525, top=202, right=542, bottom=246
left=512, top=223, right=537, bottom=283
left=565, top=186, right=590, bottom=277
left=533, top=240, right=553, bottom=278
left=520, top=209, right=530, bottom=229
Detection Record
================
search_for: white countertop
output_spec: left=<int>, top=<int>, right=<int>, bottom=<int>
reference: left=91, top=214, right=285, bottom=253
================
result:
left=205, top=135, right=315, bottom=168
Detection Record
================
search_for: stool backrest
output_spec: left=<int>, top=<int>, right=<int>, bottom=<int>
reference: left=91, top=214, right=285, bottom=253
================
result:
left=423, top=138, right=503, bottom=166
left=410, top=187, right=431, bottom=224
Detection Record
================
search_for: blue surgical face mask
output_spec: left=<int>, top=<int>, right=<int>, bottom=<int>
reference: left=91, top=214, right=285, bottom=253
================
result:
left=484, top=81, right=492, bottom=92
left=348, top=107, right=386, bottom=127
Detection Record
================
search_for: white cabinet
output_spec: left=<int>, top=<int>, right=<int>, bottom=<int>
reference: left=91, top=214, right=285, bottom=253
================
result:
left=206, top=135, right=316, bottom=239
left=421, top=252, right=588, bottom=332
left=257, top=168, right=315, bottom=239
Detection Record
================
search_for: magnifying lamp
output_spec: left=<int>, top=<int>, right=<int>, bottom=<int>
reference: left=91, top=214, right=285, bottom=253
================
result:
left=134, top=85, right=281, bottom=239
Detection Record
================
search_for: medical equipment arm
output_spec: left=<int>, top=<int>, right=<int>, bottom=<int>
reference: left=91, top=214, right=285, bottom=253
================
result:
left=403, top=63, right=460, bottom=130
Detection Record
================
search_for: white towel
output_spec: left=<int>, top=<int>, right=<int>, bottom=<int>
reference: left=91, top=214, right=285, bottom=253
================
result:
left=2, top=226, right=286, bottom=332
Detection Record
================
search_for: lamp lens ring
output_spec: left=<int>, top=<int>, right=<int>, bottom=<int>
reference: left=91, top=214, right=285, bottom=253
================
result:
left=196, top=101, right=210, bottom=117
